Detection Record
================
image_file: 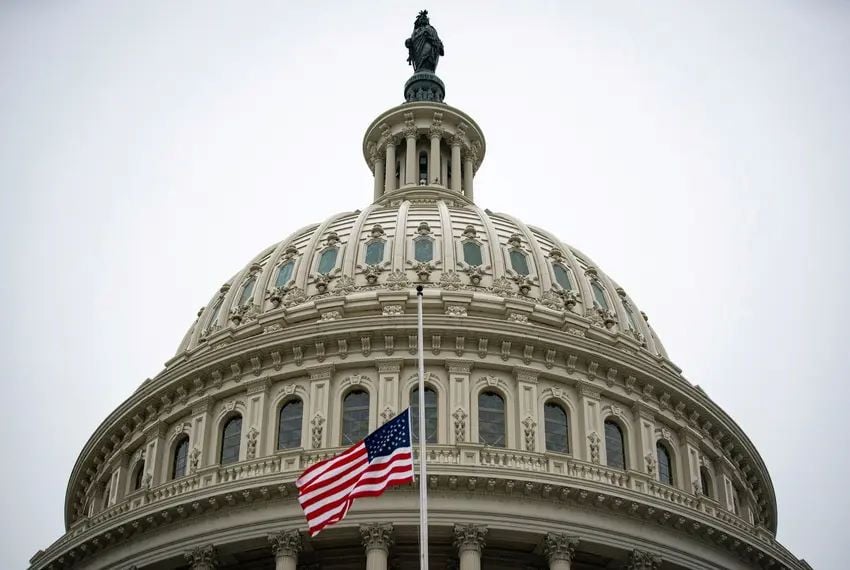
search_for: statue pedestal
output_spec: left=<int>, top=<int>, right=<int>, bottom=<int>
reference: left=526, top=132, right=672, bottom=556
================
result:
left=404, top=72, right=445, bottom=103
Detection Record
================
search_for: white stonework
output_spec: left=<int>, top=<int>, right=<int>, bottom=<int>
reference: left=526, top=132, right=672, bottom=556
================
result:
left=29, top=23, right=812, bottom=570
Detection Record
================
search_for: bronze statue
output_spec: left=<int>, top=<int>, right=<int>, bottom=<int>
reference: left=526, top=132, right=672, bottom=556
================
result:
left=405, top=10, right=444, bottom=73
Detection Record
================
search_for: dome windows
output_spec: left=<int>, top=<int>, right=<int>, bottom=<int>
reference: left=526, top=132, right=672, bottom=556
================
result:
left=172, top=435, right=189, bottom=479
left=544, top=402, right=570, bottom=454
left=237, top=275, right=257, bottom=306
left=275, top=260, right=295, bottom=289
left=591, top=280, right=610, bottom=311
left=656, top=441, right=674, bottom=486
left=278, top=399, right=303, bottom=450
left=365, top=241, right=385, bottom=265
left=553, top=263, right=573, bottom=290
left=342, top=390, right=370, bottom=445
left=604, top=420, right=626, bottom=470
left=463, top=240, right=483, bottom=266
left=411, top=386, right=438, bottom=443
left=509, top=250, right=530, bottom=276
left=220, top=415, right=243, bottom=465
left=478, top=391, right=506, bottom=447
left=317, top=248, right=338, bottom=274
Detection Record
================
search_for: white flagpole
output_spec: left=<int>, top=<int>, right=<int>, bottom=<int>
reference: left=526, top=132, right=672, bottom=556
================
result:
left=416, top=285, right=429, bottom=570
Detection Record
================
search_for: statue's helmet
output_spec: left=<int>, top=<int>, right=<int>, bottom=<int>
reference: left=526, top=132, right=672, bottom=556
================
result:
left=415, top=10, right=430, bottom=27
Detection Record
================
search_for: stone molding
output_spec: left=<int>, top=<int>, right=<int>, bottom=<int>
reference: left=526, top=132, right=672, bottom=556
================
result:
left=627, top=548, right=662, bottom=569
left=360, top=522, right=394, bottom=552
left=543, top=532, right=580, bottom=563
left=453, top=523, right=487, bottom=553
left=184, top=544, right=218, bottom=569
left=268, top=529, right=302, bottom=558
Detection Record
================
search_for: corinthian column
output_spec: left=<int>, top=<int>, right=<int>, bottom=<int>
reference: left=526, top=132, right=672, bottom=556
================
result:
left=544, top=533, right=580, bottom=570
left=404, top=113, right=418, bottom=186
left=383, top=132, right=398, bottom=193
left=450, top=134, right=462, bottom=192
left=462, top=148, right=474, bottom=201
left=370, top=144, right=385, bottom=202
left=453, top=524, right=487, bottom=570
left=361, top=523, right=394, bottom=570
left=184, top=545, right=218, bottom=570
left=627, top=548, right=662, bottom=569
left=268, top=530, right=302, bottom=570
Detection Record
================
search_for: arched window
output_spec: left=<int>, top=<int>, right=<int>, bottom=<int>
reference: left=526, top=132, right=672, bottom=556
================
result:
left=318, top=248, right=338, bottom=274
left=732, top=486, right=741, bottom=516
left=275, top=261, right=295, bottom=288
left=207, top=297, right=223, bottom=329
left=700, top=466, right=713, bottom=498
left=414, top=238, right=434, bottom=262
left=604, top=420, right=626, bottom=469
left=553, top=263, right=572, bottom=290
left=419, top=151, right=428, bottom=183
left=591, top=281, right=609, bottom=310
left=624, top=304, right=639, bottom=331
left=102, top=484, right=111, bottom=510
left=544, top=402, right=570, bottom=453
left=463, top=241, right=483, bottom=266
left=172, top=435, right=189, bottom=479
left=510, top=250, right=530, bottom=276
left=365, top=241, right=385, bottom=265
left=342, top=390, right=370, bottom=445
left=278, top=399, right=303, bottom=449
left=410, top=386, right=438, bottom=443
left=220, top=416, right=242, bottom=465
left=132, top=461, right=146, bottom=491
left=478, top=391, right=506, bottom=447
left=238, top=275, right=256, bottom=306
left=657, top=441, right=674, bottom=485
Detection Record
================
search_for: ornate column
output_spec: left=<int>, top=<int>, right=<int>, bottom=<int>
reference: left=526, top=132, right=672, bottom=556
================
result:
left=308, top=365, right=333, bottom=449
left=450, top=133, right=463, bottom=192
left=462, top=148, right=474, bottom=201
left=376, top=360, right=402, bottom=424
left=633, top=402, right=657, bottom=477
left=372, top=145, right=385, bottom=202
left=245, top=377, right=271, bottom=460
left=544, top=533, right=580, bottom=570
left=453, top=524, right=487, bottom=570
left=268, top=530, right=302, bottom=570
left=384, top=133, right=398, bottom=193
left=577, top=384, right=603, bottom=464
left=184, top=545, right=218, bottom=570
left=361, top=523, right=394, bottom=570
left=404, top=112, right=418, bottom=185
left=446, top=361, right=473, bottom=445
left=514, top=367, right=539, bottom=452
left=627, top=549, right=662, bottom=569
left=429, top=124, right=443, bottom=184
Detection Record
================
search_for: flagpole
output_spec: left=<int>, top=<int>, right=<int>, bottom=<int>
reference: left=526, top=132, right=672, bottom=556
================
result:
left=415, top=285, right=429, bottom=570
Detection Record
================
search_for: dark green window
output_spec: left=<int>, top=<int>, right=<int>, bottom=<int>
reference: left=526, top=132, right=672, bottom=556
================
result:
left=553, top=263, right=572, bottom=290
left=510, top=250, right=529, bottom=276
left=478, top=391, right=505, bottom=447
left=605, top=420, right=626, bottom=469
left=700, top=466, right=712, bottom=498
left=220, top=416, right=242, bottom=465
left=592, top=281, right=609, bottom=310
left=172, top=435, right=189, bottom=479
left=414, top=238, right=433, bottom=262
left=657, top=442, right=673, bottom=485
left=275, top=261, right=295, bottom=288
left=463, top=241, right=483, bottom=266
left=544, top=402, right=569, bottom=453
left=365, top=241, right=385, bottom=265
left=342, top=390, right=370, bottom=445
left=238, top=276, right=256, bottom=306
left=411, top=387, right=438, bottom=443
left=318, top=248, right=338, bottom=274
left=132, top=461, right=145, bottom=490
left=278, top=399, right=303, bottom=449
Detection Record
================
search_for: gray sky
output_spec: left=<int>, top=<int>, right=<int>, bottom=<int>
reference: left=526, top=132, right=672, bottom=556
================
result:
left=1, top=1, right=848, bottom=568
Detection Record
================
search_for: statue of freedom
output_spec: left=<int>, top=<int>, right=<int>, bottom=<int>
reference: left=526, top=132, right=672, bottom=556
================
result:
left=405, top=10, right=444, bottom=73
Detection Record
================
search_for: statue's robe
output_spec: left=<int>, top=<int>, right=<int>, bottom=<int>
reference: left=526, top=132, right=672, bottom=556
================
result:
left=407, top=25, right=443, bottom=72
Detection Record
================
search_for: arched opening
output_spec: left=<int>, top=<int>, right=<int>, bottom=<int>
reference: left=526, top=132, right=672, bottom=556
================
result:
left=131, top=461, right=146, bottom=491
left=700, top=466, right=713, bottom=498
left=410, top=386, right=438, bottom=443
left=604, top=420, right=626, bottom=469
left=591, top=281, right=609, bottom=310
left=238, top=275, right=256, bottom=306
left=278, top=399, right=303, bottom=450
left=478, top=391, right=506, bottom=447
left=341, top=390, right=370, bottom=445
left=172, top=435, right=189, bottom=479
left=544, top=402, right=570, bottom=453
left=656, top=441, right=674, bottom=485
left=418, top=151, right=428, bottom=184
left=220, top=415, right=243, bottom=465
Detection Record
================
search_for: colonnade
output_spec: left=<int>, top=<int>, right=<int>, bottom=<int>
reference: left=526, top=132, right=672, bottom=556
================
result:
left=181, top=526, right=663, bottom=569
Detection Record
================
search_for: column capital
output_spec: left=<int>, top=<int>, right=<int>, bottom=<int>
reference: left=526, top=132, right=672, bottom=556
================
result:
left=627, top=548, right=662, bottom=569
left=360, top=522, right=394, bottom=553
left=453, top=523, right=487, bottom=554
left=268, top=529, right=302, bottom=558
left=543, top=533, right=580, bottom=563
left=184, top=544, right=218, bottom=569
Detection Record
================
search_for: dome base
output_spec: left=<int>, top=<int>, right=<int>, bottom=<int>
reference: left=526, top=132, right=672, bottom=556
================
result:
left=404, top=71, right=445, bottom=103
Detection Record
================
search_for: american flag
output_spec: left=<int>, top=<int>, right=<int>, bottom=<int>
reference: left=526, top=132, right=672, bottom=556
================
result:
left=297, top=408, right=414, bottom=536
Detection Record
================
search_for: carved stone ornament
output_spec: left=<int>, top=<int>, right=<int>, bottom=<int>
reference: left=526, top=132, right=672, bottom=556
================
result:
left=417, top=221, right=432, bottom=235
left=246, top=427, right=259, bottom=460
left=184, top=544, right=218, bottom=569
left=507, top=312, right=529, bottom=324
left=507, top=233, right=523, bottom=248
left=588, top=432, right=601, bottom=464
left=363, top=264, right=384, bottom=285
left=324, top=231, right=340, bottom=247
left=541, top=289, right=565, bottom=310
left=544, top=533, right=580, bottom=563
left=453, top=523, right=487, bottom=553
left=283, top=286, right=307, bottom=308
left=445, top=304, right=467, bottom=317
left=522, top=416, right=536, bottom=451
left=627, top=548, right=662, bottom=570
left=463, top=264, right=485, bottom=286
left=439, top=270, right=463, bottom=291
left=512, top=274, right=535, bottom=296
left=586, top=305, right=617, bottom=329
left=490, top=276, right=514, bottom=297
left=382, top=304, right=404, bottom=316
left=412, top=261, right=434, bottom=282
left=332, top=275, right=356, bottom=295
left=319, top=310, right=341, bottom=322
left=385, top=269, right=410, bottom=291
left=229, top=302, right=259, bottom=326
left=360, top=523, right=394, bottom=552
left=453, top=407, right=467, bottom=441
left=188, top=447, right=201, bottom=473
left=268, top=286, right=288, bottom=308
left=380, top=406, right=396, bottom=424
left=462, top=225, right=477, bottom=239
left=311, top=413, right=325, bottom=449
left=268, top=529, right=302, bottom=559
left=645, top=453, right=657, bottom=476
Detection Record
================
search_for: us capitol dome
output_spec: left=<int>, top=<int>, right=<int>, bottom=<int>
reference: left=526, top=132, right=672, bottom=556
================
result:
left=31, top=12, right=811, bottom=570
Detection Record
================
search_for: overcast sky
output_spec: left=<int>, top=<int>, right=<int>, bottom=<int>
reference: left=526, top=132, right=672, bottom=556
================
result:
left=1, top=1, right=848, bottom=568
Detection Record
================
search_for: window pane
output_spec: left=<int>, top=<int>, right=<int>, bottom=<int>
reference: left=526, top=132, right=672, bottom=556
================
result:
left=553, top=264, right=572, bottom=290
left=220, top=416, right=242, bottom=465
left=463, top=241, right=483, bottom=266
left=365, top=241, right=385, bottom=265
left=275, top=261, right=294, bottom=288
left=592, top=281, right=609, bottom=310
left=414, top=238, right=434, bottom=262
left=411, top=387, right=438, bottom=443
left=133, top=461, right=145, bottom=490
left=278, top=399, right=303, bottom=449
left=478, top=391, right=505, bottom=447
left=239, top=276, right=256, bottom=306
left=510, top=250, right=530, bottom=276
left=544, top=402, right=569, bottom=453
left=657, top=442, right=673, bottom=485
left=700, top=467, right=712, bottom=498
left=625, top=305, right=639, bottom=330
left=207, top=299, right=223, bottom=328
left=318, top=248, right=338, bottom=274
left=605, top=421, right=625, bottom=469
left=419, top=151, right=428, bottom=182
left=342, top=390, right=370, bottom=445
left=173, top=437, right=189, bottom=479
